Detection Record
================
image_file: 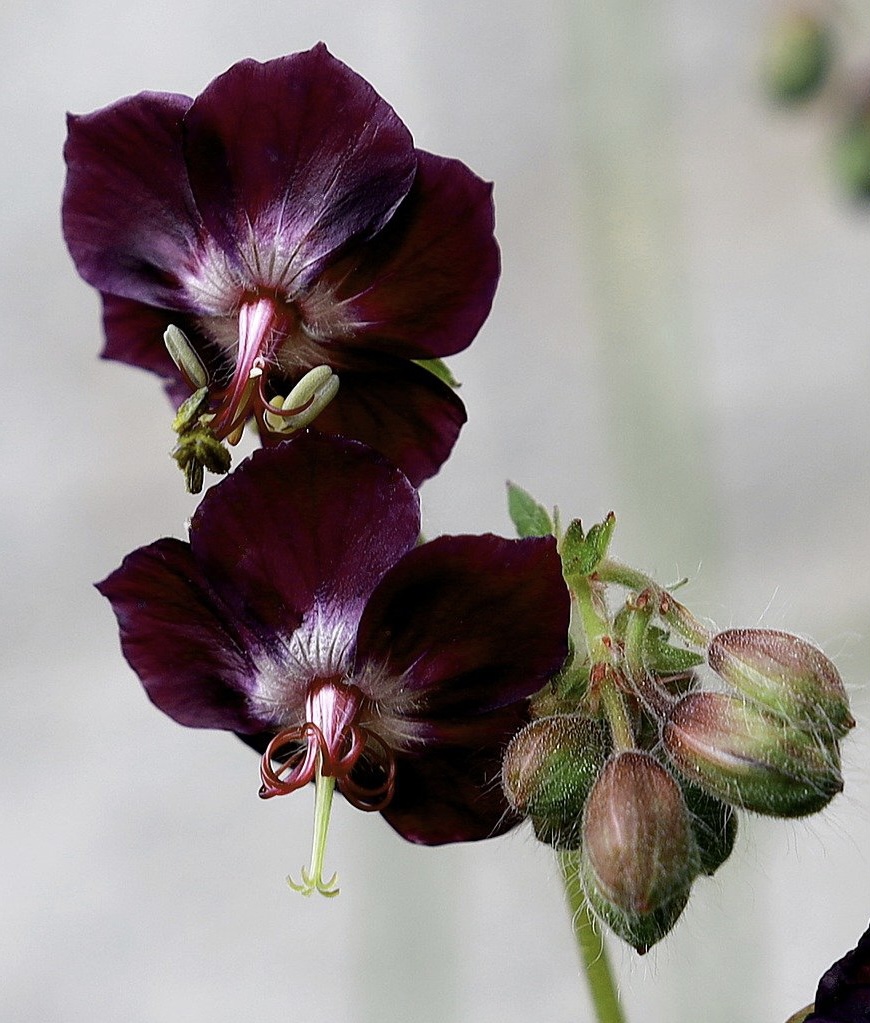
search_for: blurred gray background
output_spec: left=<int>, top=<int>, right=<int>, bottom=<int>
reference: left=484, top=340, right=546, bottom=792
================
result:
left=4, top=1, right=870, bottom=1021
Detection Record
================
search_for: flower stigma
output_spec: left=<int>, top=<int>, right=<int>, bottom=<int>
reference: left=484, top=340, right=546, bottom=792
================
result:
left=258, top=680, right=397, bottom=897
left=164, top=298, right=340, bottom=493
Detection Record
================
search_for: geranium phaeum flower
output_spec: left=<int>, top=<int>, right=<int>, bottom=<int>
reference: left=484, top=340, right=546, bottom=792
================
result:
left=62, top=44, right=499, bottom=490
left=97, top=433, right=569, bottom=895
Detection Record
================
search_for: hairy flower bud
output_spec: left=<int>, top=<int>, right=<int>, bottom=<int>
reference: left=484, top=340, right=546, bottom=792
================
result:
left=502, top=715, right=609, bottom=849
left=579, top=751, right=698, bottom=953
left=663, top=692, right=843, bottom=818
left=708, top=629, right=854, bottom=739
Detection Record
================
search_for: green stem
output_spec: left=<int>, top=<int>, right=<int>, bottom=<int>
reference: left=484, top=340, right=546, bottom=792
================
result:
left=570, top=573, right=611, bottom=662
left=597, top=558, right=713, bottom=649
left=558, top=850, right=626, bottom=1023
left=600, top=684, right=634, bottom=751
left=595, top=558, right=657, bottom=593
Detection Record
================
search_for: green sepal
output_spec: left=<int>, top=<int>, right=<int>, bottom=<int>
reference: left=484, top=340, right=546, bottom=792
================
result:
left=506, top=482, right=554, bottom=538
left=561, top=513, right=616, bottom=577
left=645, top=626, right=705, bottom=674
left=580, top=857, right=692, bottom=955
left=531, top=660, right=591, bottom=718
left=414, top=357, right=461, bottom=388
left=680, top=781, right=738, bottom=876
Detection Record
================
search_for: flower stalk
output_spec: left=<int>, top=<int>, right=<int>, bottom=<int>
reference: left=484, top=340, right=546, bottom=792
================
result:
left=559, top=850, right=625, bottom=1023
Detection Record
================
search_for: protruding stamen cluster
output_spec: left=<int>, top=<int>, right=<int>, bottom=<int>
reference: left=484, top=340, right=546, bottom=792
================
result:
left=164, top=301, right=340, bottom=492
left=261, top=365, right=340, bottom=435
left=257, top=680, right=397, bottom=898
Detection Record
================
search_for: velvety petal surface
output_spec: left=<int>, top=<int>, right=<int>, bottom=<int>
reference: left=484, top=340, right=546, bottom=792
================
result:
left=303, top=150, right=499, bottom=359
left=188, top=434, right=420, bottom=643
left=97, top=538, right=264, bottom=732
left=63, top=92, right=203, bottom=310
left=183, top=45, right=416, bottom=291
left=266, top=350, right=466, bottom=486
left=380, top=705, right=529, bottom=844
left=807, top=923, right=870, bottom=1022
left=101, top=294, right=188, bottom=403
left=354, top=534, right=569, bottom=722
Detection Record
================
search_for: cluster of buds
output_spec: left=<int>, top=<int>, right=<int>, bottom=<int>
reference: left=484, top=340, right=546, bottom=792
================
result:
left=502, top=486, right=853, bottom=953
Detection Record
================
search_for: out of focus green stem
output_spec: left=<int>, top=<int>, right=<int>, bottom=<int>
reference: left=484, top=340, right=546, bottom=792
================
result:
left=559, top=850, right=626, bottom=1023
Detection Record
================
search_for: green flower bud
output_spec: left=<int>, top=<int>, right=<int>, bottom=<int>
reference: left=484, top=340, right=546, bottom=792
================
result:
left=762, top=12, right=832, bottom=104
left=502, top=715, right=610, bottom=849
left=708, top=628, right=854, bottom=739
left=663, top=692, right=843, bottom=818
left=579, top=751, right=698, bottom=953
left=680, top=782, right=738, bottom=876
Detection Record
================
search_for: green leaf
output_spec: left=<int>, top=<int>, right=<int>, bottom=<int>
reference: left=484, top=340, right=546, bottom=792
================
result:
left=507, top=482, right=554, bottom=538
left=414, top=357, right=461, bottom=388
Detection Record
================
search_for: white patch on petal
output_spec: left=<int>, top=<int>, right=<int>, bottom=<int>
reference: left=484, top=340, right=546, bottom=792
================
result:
left=244, top=606, right=431, bottom=753
left=180, top=240, right=246, bottom=316
left=246, top=603, right=356, bottom=727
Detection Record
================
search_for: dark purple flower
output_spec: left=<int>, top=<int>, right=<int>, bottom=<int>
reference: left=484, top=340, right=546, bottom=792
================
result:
left=63, top=45, right=499, bottom=490
left=97, top=433, right=569, bottom=894
left=802, top=923, right=870, bottom=1022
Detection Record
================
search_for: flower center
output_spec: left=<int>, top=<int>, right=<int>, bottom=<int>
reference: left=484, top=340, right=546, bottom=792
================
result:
left=208, top=296, right=279, bottom=441
left=257, top=680, right=397, bottom=897
left=164, top=296, right=340, bottom=493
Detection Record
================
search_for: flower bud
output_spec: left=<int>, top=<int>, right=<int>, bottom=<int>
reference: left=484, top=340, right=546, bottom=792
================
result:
left=579, top=751, right=698, bottom=953
left=663, top=692, right=843, bottom=818
left=762, top=12, right=832, bottom=104
left=708, top=629, right=853, bottom=739
left=502, top=715, right=609, bottom=849
left=680, top=782, right=738, bottom=876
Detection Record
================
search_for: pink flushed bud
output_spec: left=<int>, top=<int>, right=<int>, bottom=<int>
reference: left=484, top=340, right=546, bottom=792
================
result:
left=663, top=692, right=843, bottom=818
left=579, top=751, right=698, bottom=953
left=708, top=629, right=854, bottom=739
left=502, top=715, right=610, bottom=849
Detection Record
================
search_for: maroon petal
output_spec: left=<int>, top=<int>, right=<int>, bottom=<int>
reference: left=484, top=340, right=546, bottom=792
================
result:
left=97, top=538, right=264, bottom=732
left=63, top=92, right=203, bottom=310
left=381, top=708, right=528, bottom=844
left=183, top=45, right=416, bottom=290
left=188, top=434, right=420, bottom=637
left=302, top=150, right=499, bottom=359
left=807, top=923, right=870, bottom=1022
left=100, top=294, right=186, bottom=402
left=265, top=350, right=465, bottom=486
left=354, top=534, right=570, bottom=719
